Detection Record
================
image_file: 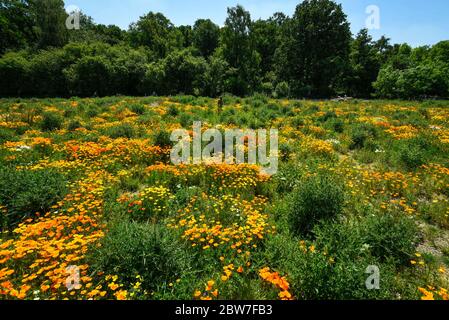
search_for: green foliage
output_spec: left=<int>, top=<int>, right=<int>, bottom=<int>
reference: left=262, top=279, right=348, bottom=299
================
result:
left=90, top=221, right=191, bottom=292
left=129, top=103, right=146, bottom=115
left=350, top=123, right=377, bottom=150
left=104, top=123, right=136, bottom=139
left=0, top=168, right=68, bottom=229
left=263, top=233, right=395, bottom=300
left=65, top=55, right=112, bottom=97
left=0, top=127, right=16, bottom=143
left=221, top=5, right=261, bottom=96
left=192, top=19, right=220, bottom=57
left=0, top=2, right=448, bottom=99
left=29, top=49, right=68, bottom=96
left=274, top=162, right=302, bottom=194
left=153, top=129, right=172, bottom=148
left=141, top=49, right=207, bottom=96
left=0, top=51, right=30, bottom=96
left=289, top=172, right=344, bottom=236
left=276, top=0, right=351, bottom=97
left=394, top=135, right=436, bottom=170
left=0, top=0, right=37, bottom=54
left=128, top=12, right=182, bottom=59
left=399, top=141, right=427, bottom=170
left=67, top=119, right=82, bottom=131
left=374, top=42, right=449, bottom=99
left=361, top=214, right=419, bottom=266
left=274, top=81, right=290, bottom=98
left=40, top=112, right=63, bottom=131
left=347, top=29, right=381, bottom=98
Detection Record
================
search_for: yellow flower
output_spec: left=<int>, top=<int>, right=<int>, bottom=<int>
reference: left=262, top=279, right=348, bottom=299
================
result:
left=206, top=280, right=215, bottom=291
left=115, top=290, right=128, bottom=300
left=194, top=290, right=202, bottom=298
left=108, top=283, right=119, bottom=291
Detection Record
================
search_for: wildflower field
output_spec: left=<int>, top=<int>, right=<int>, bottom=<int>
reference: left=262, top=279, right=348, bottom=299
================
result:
left=0, top=95, right=448, bottom=300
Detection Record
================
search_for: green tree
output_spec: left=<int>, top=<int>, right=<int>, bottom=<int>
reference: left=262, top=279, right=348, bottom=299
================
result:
left=64, top=54, right=112, bottom=96
left=276, top=0, right=351, bottom=97
left=32, top=0, right=68, bottom=48
left=203, top=52, right=232, bottom=97
left=0, top=0, right=37, bottom=54
left=29, top=48, right=68, bottom=96
left=108, top=45, right=148, bottom=95
left=348, top=29, right=381, bottom=97
left=178, top=25, right=193, bottom=48
left=192, top=19, right=220, bottom=57
left=251, top=15, right=284, bottom=76
left=0, top=51, right=30, bottom=96
left=221, top=5, right=261, bottom=95
left=141, top=49, right=207, bottom=96
left=374, top=35, right=394, bottom=64
left=128, top=12, right=182, bottom=58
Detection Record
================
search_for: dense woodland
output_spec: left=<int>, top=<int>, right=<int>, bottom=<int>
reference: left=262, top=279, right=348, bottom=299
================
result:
left=1, top=0, right=449, bottom=99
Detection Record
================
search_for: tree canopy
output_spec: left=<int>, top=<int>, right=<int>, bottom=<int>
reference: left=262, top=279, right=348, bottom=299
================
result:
left=0, top=0, right=448, bottom=99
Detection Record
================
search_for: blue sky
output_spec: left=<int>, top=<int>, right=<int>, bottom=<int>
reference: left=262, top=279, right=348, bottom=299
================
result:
left=64, top=0, right=449, bottom=47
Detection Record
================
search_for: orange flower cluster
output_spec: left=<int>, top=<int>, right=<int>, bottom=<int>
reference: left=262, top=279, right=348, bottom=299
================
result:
left=259, top=267, right=293, bottom=300
left=0, top=171, right=112, bottom=300
left=65, top=138, right=166, bottom=164
left=194, top=280, right=219, bottom=300
left=385, top=125, right=419, bottom=140
left=418, top=286, right=449, bottom=301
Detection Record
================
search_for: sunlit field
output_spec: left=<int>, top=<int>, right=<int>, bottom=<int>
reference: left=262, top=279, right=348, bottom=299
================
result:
left=0, top=95, right=448, bottom=300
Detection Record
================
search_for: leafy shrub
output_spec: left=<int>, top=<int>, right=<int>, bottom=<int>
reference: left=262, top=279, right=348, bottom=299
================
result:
left=179, top=113, right=192, bottom=128
left=67, top=120, right=82, bottom=131
left=399, top=143, right=426, bottom=170
left=86, top=106, right=100, bottom=118
left=129, top=104, right=146, bottom=115
left=288, top=173, right=344, bottom=236
left=396, top=136, right=433, bottom=170
left=168, top=105, right=179, bottom=117
left=105, top=124, right=136, bottom=139
left=350, top=123, right=377, bottom=150
left=90, top=221, right=191, bottom=291
left=331, top=118, right=345, bottom=133
left=153, top=129, right=172, bottom=148
left=0, top=168, right=68, bottom=229
left=274, top=163, right=302, bottom=194
left=361, top=213, right=419, bottom=265
left=318, top=111, right=337, bottom=122
left=174, top=187, right=202, bottom=207
left=40, top=112, right=63, bottom=131
left=274, top=82, right=290, bottom=98
left=0, top=128, right=16, bottom=144
left=262, top=233, right=395, bottom=300
left=65, top=55, right=112, bottom=97
left=313, top=220, right=366, bottom=260
left=0, top=52, right=30, bottom=96
left=279, top=143, right=294, bottom=161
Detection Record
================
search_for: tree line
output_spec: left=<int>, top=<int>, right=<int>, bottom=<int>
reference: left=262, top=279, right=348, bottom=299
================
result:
left=1, top=0, right=448, bottom=99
